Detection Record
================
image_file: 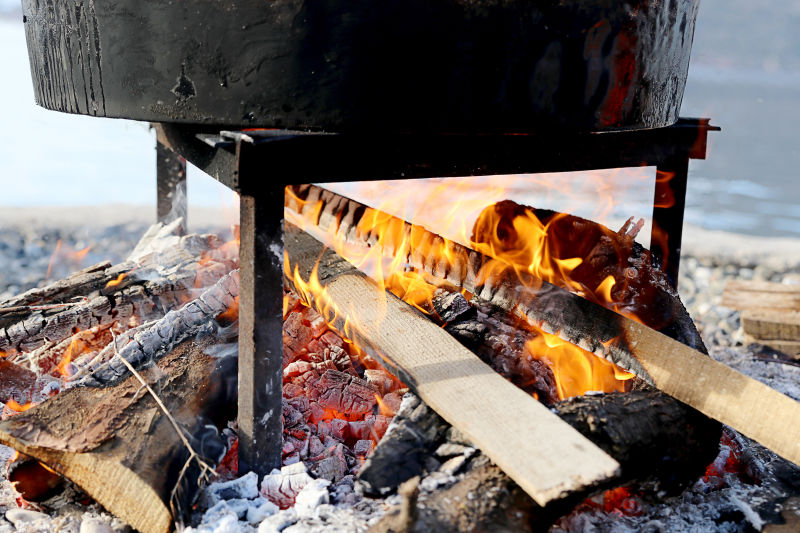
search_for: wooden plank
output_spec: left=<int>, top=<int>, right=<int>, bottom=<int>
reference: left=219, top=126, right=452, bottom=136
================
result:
left=741, top=309, right=800, bottom=341
left=284, top=224, right=621, bottom=506
left=613, top=319, right=800, bottom=466
left=722, top=280, right=800, bottom=311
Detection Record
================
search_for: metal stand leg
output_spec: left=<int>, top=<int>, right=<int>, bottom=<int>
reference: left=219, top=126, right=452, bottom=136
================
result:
left=651, top=156, right=689, bottom=289
left=237, top=189, right=285, bottom=476
left=156, top=141, right=187, bottom=228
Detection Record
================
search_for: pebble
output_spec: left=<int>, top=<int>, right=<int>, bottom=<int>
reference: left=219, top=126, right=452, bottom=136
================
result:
left=79, top=518, right=115, bottom=533
left=4, top=508, right=49, bottom=527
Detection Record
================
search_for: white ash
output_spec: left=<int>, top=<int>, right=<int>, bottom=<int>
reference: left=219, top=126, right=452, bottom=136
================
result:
left=187, top=463, right=383, bottom=533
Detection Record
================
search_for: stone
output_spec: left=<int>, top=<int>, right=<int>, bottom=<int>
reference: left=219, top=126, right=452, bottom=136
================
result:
left=79, top=518, right=115, bottom=533
left=4, top=509, right=49, bottom=528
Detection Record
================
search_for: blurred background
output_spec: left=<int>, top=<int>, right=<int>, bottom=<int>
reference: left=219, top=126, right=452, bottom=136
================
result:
left=0, top=0, right=798, bottom=237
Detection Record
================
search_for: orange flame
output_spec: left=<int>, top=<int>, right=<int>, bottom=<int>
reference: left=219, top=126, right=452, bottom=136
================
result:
left=525, top=330, right=634, bottom=400
left=5, top=399, right=34, bottom=412
left=217, top=296, right=240, bottom=324
left=56, top=336, right=85, bottom=378
left=46, top=240, right=92, bottom=282
left=105, top=273, right=127, bottom=289
left=286, top=185, right=641, bottom=398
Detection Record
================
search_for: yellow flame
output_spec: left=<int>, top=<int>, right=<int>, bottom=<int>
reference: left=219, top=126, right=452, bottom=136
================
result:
left=285, top=182, right=645, bottom=398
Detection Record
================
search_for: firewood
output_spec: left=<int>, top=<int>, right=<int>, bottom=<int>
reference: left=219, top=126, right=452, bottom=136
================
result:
left=746, top=336, right=800, bottom=359
left=76, top=269, right=239, bottom=386
left=286, top=185, right=800, bottom=470
left=284, top=223, right=621, bottom=507
left=0, top=241, right=234, bottom=355
left=0, top=338, right=237, bottom=533
left=723, top=280, right=800, bottom=353
left=722, top=280, right=800, bottom=312
left=741, top=310, right=800, bottom=343
left=368, top=390, right=720, bottom=533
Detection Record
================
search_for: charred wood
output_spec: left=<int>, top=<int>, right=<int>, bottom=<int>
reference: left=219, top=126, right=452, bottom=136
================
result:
left=78, top=269, right=239, bottom=386
left=0, top=359, right=38, bottom=405
left=0, top=223, right=234, bottom=354
left=284, top=224, right=622, bottom=506
left=360, top=389, right=719, bottom=504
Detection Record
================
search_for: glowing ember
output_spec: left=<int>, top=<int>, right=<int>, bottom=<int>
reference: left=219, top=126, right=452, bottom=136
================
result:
left=105, top=272, right=127, bottom=289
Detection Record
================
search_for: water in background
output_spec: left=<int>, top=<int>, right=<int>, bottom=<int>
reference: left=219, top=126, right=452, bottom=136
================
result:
left=681, top=0, right=800, bottom=238
left=0, top=0, right=798, bottom=238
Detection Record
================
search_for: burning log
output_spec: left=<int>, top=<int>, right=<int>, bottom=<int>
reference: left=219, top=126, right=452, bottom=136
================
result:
left=0, top=338, right=237, bottom=533
left=366, top=389, right=720, bottom=532
left=284, top=223, right=621, bottom=506
left=0, top=221, right=241, bottom=533
left=285, top=184, right=800, bottom=470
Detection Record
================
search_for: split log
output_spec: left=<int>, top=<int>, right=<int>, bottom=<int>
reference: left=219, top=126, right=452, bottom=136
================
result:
left=741, top=311, right=800, bottom=343
left=76, top=269, right=239, bottom=386
left=284, top=223, right=621, bottom=506
left=0, top=338, right=238, bottom=533
left=722, top=280, right=800, bottom=312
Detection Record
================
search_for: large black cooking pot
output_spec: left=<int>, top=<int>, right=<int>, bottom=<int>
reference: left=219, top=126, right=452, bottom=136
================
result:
left=21, top=0, right=700, bottom=132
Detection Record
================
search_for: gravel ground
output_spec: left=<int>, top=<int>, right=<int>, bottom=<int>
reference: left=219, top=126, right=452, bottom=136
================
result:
left=1, top=213, right=799, bottom=532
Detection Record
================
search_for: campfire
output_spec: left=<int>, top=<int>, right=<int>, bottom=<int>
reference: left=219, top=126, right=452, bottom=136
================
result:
left=9, top=0, right=800, bottom=530
left=1, top=176, right=797, bottom=533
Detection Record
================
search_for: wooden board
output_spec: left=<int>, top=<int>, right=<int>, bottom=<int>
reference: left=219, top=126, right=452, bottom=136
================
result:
left=722, top=280, right=800, bottom=311
left=284, top=224, right=620, bottom=506
left=744, top=335, right=800, bottom=358
left=741, top=310, right=800, bottom=342
left=615, top=319, right=800, bottom=466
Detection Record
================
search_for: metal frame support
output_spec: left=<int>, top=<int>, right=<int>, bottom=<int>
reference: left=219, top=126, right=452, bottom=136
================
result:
left=156, top=140, right=187, bottom=228
left=152, top=117, right=719, bottom=476
left=651, top=156, right=690, bottom=289
left=237, top=188, right=285, bottom=476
